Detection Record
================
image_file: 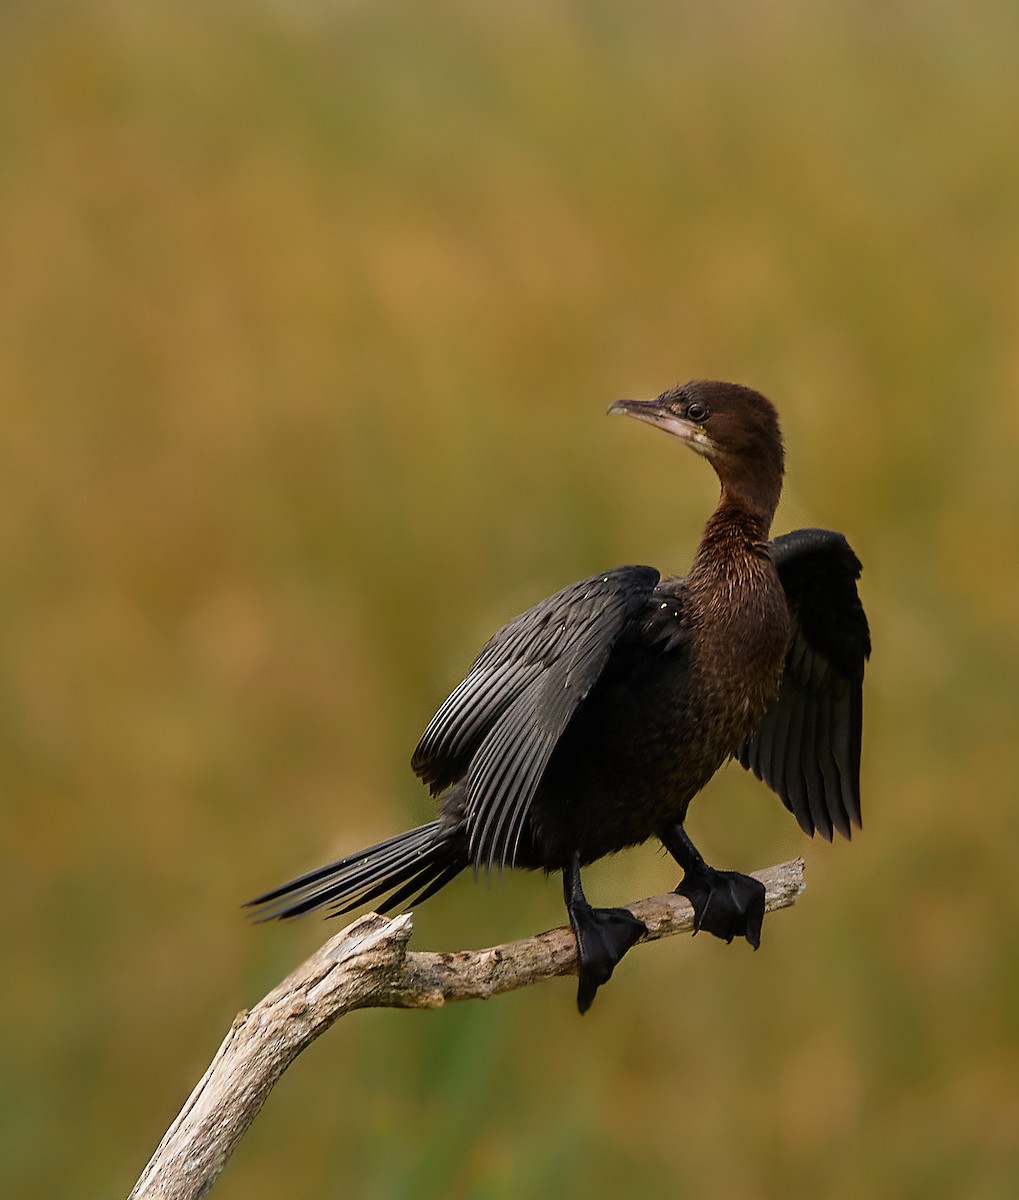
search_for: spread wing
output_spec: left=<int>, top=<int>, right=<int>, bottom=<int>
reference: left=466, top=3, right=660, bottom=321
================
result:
left=412, top=565, right=661, bottom=872
left=736, top=528, right=871, bottom=840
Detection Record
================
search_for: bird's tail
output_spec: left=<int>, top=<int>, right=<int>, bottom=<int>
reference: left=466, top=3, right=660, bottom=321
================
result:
left=245, top=822, right=465, bottom=922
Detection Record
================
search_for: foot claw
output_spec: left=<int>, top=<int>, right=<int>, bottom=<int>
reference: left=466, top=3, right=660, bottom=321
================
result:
left=676, top=867, right=765, bottom=949
left=571, top=904, right=647, bottom=1014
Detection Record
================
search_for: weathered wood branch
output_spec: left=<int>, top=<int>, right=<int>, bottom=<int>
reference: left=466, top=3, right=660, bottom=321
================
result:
left=128, top=858, right=805, bottom=1200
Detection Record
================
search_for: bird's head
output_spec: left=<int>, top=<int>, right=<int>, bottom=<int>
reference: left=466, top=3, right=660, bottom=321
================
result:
left=609, top=380, right=785, bottom=520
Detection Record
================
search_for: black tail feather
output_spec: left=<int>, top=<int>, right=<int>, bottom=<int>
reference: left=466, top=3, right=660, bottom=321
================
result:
left=247, top=826, right=433, bottom=908
left=246, top=822, right=464, bottom=922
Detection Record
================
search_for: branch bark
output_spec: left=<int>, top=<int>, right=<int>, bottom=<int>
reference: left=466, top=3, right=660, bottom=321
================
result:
left=129, top=857, right=805, bottom=1200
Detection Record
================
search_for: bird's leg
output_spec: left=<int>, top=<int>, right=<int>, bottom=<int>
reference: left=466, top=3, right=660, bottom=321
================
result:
left=563, top=853, right=647, bottom=1014
left=661, top=824, right=765, bottom=949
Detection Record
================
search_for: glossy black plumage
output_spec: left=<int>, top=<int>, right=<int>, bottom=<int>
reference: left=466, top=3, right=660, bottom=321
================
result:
left=249, top=380, right=870, bottom=1012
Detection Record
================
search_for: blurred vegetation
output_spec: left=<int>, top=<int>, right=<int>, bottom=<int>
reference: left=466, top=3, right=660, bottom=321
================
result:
left=2, top=1, right=1018, bottom=1197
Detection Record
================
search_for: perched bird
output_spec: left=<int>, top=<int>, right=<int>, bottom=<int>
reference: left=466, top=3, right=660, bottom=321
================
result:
left=249, top=381, right=870, bottom=1012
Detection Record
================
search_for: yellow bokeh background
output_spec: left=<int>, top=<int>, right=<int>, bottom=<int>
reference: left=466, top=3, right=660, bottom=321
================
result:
left=3, top=2, right=1018, bottom=1197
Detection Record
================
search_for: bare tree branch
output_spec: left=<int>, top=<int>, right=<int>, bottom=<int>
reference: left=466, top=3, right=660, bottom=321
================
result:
left=128, top=857, right=805, bottom=1200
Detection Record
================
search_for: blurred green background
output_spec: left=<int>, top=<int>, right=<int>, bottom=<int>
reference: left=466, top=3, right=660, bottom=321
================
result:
left=3, top=1, right=1019, bottom=1197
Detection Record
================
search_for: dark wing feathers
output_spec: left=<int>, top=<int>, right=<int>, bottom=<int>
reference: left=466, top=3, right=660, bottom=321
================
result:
left=737, top=527, right=870, bottom=841
left=412, top=566, right=661, bottom=872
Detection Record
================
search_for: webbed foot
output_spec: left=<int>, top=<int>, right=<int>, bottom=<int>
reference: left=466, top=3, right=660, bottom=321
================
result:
left=563, top=853, right=646, bottom=1013
left=570, top=901, right=647, bottom=1014
left=661, top=822, right=766, bottom=949
left=675, top=865, right=765, bottom=948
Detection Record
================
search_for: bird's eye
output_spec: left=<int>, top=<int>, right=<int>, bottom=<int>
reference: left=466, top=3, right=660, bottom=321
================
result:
left=685, top=401, right=709, bottom=422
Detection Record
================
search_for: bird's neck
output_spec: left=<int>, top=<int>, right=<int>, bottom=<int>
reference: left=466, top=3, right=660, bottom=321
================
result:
left=687, top=489, right=789, bottom=709
left=686, top=485, right=782, bottom=626
left=691, top=487, right=775, bottom=580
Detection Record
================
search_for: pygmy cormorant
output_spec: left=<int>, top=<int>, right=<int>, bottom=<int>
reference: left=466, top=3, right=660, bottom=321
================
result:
left=249, top=380, right=870, bottom=1012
